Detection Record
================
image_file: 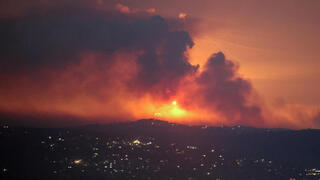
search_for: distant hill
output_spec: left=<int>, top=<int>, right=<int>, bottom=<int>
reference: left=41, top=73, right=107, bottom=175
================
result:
left=79, top=119, right=320, bottom=164
left=1, top=119, right=320, bottom=179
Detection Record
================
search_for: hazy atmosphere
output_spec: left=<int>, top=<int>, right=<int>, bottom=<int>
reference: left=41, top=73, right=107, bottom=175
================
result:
left=1, top=0, right=320, bottom=129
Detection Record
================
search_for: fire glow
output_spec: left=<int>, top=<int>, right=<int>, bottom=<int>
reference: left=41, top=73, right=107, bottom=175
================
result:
left=153, top=100, right=188, bottom=119
left=0, top=3, right=319, bottom=129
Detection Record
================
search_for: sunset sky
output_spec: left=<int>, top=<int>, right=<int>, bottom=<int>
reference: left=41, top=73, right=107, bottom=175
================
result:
left=0, top=0, right=319, bottom=128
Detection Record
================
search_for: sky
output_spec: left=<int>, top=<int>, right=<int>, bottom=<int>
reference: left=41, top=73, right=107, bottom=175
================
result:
left=0, top=0, right=319, bottom=128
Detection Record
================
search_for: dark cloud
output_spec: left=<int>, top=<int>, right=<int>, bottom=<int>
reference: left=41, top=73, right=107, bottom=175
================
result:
left=0, top=11, right=160, bottom=68
left=0, top=2, right=265, bottom=126
left=135, top=29, right=198, bottom=95
left=0, top=6, right=198, bottom=97
left=196, top=52, right=263, bottom=124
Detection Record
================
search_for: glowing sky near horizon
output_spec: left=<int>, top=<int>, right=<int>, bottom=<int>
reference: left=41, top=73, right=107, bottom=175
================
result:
left=0, top=0, right=320, bottom=129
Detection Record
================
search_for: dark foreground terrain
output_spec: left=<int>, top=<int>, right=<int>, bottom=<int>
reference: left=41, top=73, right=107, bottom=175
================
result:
left=1, top=119, right=320, bottom=180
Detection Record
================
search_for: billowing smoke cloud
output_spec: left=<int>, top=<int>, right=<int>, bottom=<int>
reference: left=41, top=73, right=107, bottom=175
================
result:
left=0, top=6, right=198, bottom=96
left=0, top=3, right=199, bottom=123
left=0, top=1, right=318, bottom=129
left=193, top=52, right=263, bottom=125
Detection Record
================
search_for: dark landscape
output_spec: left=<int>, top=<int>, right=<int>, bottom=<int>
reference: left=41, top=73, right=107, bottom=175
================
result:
left=1, top=119, right=320, bottom=180
left=1, top=0, right=320, bottom=179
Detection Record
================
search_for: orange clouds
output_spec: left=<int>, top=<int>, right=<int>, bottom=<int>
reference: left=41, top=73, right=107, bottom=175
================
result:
left=0, top=50, right=198, bottom=124
left=116, top=3, right=130, bottom=14
left=178, top=13, right=187, bottom=19
left=1, top=48, right=319, bottom=129
left=0, top=1, right=320, bottom=129
left=147, top=8, right=156, bottom=14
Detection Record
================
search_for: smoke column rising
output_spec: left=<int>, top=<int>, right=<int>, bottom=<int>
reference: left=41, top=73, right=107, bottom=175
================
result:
left=0, top=1, right=319, bottom=129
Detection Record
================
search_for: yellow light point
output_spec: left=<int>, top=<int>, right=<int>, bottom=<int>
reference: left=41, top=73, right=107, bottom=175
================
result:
left=74, top=159, right=82, bottom=164
left=132, top=139, right=141, bottom=145
left=172, top=100, right=177, bottom=105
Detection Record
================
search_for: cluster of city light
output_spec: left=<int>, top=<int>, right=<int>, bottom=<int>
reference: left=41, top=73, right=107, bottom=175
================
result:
left=130, top=139, right=152, bottom=146
left=306, top=169, right=320, bottom=176
left=3, top=126, right=316, bottom=179
left=186, top=145, right=198, bottom=150
left=39, top=133, right=230, bottom=178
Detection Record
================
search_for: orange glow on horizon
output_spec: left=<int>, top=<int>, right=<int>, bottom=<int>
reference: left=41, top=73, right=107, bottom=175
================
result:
left=151, top=100, right=188, bottom=119
left=0, top=47, right=319, bottom=129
